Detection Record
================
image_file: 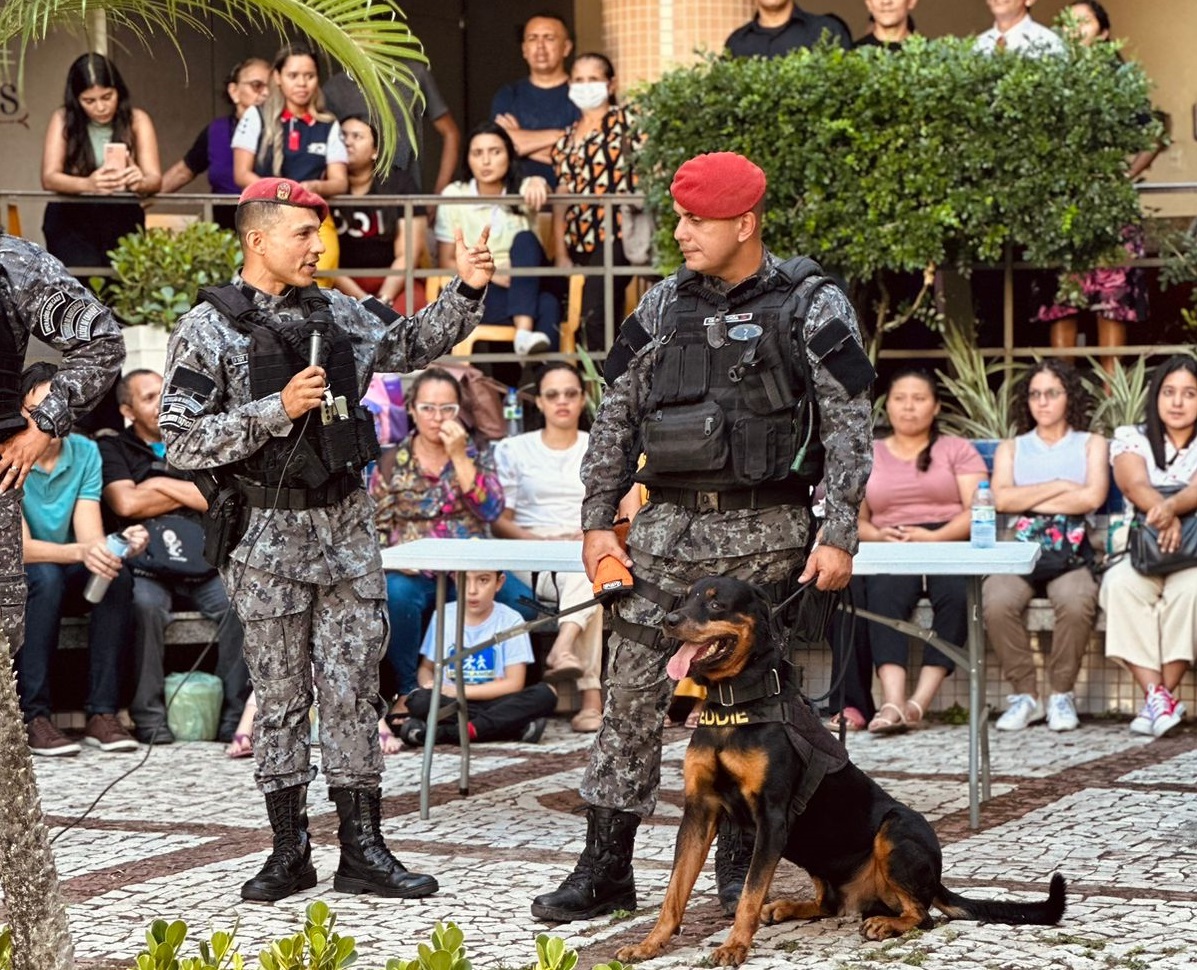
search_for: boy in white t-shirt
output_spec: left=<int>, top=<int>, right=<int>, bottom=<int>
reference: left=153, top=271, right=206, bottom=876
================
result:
left=399, top=570, right=558, bottom=745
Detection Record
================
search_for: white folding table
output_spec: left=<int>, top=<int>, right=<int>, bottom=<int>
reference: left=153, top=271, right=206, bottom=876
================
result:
left=381, top=537, right=1037, bottom=827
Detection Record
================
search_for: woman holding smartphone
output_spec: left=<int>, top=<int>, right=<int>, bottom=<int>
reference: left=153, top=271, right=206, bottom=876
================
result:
left=41, top=53, right=161, bottom=269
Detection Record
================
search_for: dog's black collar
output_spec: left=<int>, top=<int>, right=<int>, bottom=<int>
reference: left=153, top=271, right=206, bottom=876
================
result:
left=709, top=668, right=783, bottom=708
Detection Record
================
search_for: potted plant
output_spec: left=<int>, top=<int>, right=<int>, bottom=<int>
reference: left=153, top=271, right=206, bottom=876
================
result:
left=90, top=221, right=242, bottom=371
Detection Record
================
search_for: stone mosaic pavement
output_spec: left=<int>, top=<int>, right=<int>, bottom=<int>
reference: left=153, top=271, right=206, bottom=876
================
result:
left=9, top=718, right=1197, bottom=969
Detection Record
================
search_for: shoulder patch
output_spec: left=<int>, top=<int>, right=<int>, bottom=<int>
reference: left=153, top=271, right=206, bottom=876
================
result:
left=37, top=292, right=103, bottom=342
left=808, top=317, right=875, bottom=398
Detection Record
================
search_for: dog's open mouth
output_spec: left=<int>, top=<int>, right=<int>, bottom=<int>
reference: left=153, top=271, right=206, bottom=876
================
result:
left=667, top=636, right=736, bottom=681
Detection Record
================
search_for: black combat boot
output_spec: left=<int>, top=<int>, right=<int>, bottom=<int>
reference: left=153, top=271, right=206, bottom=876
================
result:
left=329, top=787, right=439, bottom=898
left=241, top=785, right=318, bottom=902
left=714, top=817, right=755, bottom=916
left=530, top=805, right=640, bottom=922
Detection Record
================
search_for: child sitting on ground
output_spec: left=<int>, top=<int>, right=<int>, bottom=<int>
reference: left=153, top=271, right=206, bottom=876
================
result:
left=399, top=570, right=558, bottom=746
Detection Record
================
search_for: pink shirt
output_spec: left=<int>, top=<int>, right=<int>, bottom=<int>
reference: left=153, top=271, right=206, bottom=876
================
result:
left=866, top=436, right=987, bottom=529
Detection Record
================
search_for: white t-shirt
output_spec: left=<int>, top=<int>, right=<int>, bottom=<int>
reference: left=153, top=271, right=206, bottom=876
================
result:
left=419, top=601, right=533, bottom=686
left=975, top=16, right=1065, bottom=56
left=1111, top=424, right=1197, bottom=490
left=494, top=431, right=588, bottom=531
left=433, top=179, right=537, bottom=271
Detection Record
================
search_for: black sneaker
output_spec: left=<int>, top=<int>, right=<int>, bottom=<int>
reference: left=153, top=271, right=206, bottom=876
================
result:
left=520, top=717, right=548, bottom=744
left=135, top=723, right=176, bottom=745
left=26, top=716, right=81, bottom=757
left=399, top=718, right=427, bottom=748
left=83, top=713, right=139, bottom=752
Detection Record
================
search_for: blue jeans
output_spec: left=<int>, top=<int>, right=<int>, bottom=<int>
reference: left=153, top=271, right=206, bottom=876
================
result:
left=481, top=230, right=563, bottom=347
left=18, top=561, right=134, bottom=720
left=383, top=570, right=537, bottom=696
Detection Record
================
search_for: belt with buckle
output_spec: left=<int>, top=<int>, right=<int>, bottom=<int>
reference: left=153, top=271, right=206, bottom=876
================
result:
left=651, top=483, right=806, bottom=512
left=238, top=473, right=360, bottom=511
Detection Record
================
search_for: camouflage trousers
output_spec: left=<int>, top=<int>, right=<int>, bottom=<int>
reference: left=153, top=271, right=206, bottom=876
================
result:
left=225, top=561, right=389, bottom=794
left=579, top=529, right=806, bottom=818
left=0, top=489, right=26, bottom=653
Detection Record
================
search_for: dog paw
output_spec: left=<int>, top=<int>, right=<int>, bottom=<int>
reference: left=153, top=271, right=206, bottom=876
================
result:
left=616, top=942, right=665, bottom=962
left=712, top=943, right=749, bottom=966
left=860, top=917, right=903, bottom=941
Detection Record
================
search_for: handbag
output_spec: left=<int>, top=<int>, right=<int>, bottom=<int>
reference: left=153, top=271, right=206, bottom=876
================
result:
left=1013, top=514, right=1093, bottom=584
left=129, top=513, right=217, bottom=580
left=1128, top=487, right=1197, bottom=576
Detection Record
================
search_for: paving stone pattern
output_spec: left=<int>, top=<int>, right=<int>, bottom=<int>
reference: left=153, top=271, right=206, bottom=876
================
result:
left=5, top=720, right=1196, bottom=970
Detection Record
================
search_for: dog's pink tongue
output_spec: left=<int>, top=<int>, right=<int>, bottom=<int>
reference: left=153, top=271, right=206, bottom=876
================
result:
left=667, top=641, right=703, bottom=681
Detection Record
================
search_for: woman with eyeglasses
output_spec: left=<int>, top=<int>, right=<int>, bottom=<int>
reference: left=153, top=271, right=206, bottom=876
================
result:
left=161, top=58, right=271, bottom=230
left=983, top=360, right=1107, bottom=734
left=369, top=368, right=512, bottom=729
left=492, top=363, right=604, bottom=731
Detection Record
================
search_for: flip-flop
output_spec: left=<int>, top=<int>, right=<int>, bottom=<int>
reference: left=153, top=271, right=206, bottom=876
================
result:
left=905, top=699, right=927, bottom=728
left=867, top=703, right=908, bottom=736
left=226, top=733, right=253, bottom=759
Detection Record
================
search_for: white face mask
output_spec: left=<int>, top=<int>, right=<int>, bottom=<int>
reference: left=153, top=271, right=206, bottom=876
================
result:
left=568, top=81, right=610, bottom=111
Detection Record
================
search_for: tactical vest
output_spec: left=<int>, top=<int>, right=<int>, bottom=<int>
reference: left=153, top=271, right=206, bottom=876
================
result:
left=0, top=264, right=29, bottom=443
left=198, top=283, right=380, bottom=496
left=635, top=258, right=827, bottom=493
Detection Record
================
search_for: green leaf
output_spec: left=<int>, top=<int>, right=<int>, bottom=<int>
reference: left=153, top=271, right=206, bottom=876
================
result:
left=166, top=920, right=188, bottom=950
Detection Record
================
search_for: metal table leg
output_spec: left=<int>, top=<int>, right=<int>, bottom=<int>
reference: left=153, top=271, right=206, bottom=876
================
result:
left=966, top=575, right=991, bottom=828
left=418, top=571, right=449, bottom=820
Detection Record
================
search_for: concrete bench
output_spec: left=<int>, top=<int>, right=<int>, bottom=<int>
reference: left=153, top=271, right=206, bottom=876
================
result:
left=59, top=611, right=219, bottom=650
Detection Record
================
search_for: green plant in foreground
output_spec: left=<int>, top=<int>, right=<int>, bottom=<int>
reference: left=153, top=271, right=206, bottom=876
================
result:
left=90, top=222, right=242, bottom=331
left=0, top=925, right=11, bottom=970
left=259, top=901, right=356, bottom=970
left=133, top=917, right=243, bottom=970
left=535, top=933, right=578, bottom=970
left=387, top=920, right=469, bottom=970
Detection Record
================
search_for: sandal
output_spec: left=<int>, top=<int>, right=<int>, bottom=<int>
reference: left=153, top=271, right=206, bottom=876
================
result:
left=226, top=733, right=253, bottom=759
left=905, top=699, right=926, bottom=728
left=867, top=703, right=908, bottom=736
left=828, top=706, right=866, bottom=733
left=383, top=695, right=410, bottom=735
left=378, top=721, right=402, bottom=755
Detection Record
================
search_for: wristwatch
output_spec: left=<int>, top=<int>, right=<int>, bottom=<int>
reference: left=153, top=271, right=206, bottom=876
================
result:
left=29, top=409, right=60, bottom=438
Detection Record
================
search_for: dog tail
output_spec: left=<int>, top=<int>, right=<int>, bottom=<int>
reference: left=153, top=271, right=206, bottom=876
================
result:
left=934, top=873, right=1066, bottom=926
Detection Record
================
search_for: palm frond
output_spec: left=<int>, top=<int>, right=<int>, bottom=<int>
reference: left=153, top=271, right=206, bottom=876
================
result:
left=934, top=317, right=1024, bottom=439
left=0, top=0, right=425, bottom=173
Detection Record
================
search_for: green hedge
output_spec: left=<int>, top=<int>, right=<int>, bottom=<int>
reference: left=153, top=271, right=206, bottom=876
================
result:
left=633, top=36, right=1157, bottom=286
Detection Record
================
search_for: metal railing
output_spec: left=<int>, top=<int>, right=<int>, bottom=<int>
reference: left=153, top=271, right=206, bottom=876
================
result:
left=5, top=183, right=1196, bottom=368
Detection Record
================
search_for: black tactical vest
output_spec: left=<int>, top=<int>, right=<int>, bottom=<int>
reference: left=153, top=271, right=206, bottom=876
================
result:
left=635, top=258, right=826, bottom=492
left=0, top=265, right=29, bottom=443
left=198, top=283, right=380, bottom=491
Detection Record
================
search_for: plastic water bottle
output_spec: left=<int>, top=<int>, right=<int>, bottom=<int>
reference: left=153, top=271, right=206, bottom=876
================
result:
left=84, top=532, right=131, bottom=603
left=503, top=387, right=523, bottom=438
left=970, top=481, right=996, bottom=549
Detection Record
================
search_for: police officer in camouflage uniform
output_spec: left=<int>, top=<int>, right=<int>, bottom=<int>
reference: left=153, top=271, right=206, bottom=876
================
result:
left=159, top=177, right=495, bottom=902
left=531, top=152, right=875, bottom=922
left=1, top=232, right=126, bottom=655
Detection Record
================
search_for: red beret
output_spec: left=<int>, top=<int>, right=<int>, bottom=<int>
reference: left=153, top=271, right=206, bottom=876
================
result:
left=670, top=152, right=767, bottom=219
left=237, top=178, right=329, bottom=223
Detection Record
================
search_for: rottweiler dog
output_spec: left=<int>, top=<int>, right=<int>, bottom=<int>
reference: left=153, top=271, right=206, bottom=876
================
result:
left=617, top=576, right=1066, bottom=967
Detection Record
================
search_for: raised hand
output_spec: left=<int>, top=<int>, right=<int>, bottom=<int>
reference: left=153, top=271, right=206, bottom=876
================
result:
left=454, top=225, right=495, bottom=290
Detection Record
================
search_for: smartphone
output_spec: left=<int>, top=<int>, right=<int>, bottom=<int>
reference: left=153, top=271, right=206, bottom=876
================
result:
left=103, top=142, right=129, bottom=170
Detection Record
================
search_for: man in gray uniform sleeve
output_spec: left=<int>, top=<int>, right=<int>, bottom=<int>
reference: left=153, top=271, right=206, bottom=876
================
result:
left=1, top=231, right=125, bottom=970
left=531, top=152, right=874, bottom=922
left=159, top=177, right=494, bottom=902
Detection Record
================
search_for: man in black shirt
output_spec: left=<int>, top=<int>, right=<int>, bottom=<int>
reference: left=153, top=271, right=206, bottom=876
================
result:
left=725, top=0, right=850, bottom=57
left=99, top=369, right=249, bottom=744
left=853, top=0, right=918, bottom=49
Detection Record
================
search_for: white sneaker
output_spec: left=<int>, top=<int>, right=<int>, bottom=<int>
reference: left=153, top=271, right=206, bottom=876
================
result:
left=1046, top=692, right=1079, bottom=732
left=1148, top=685, right=1185, bottom=738
left=513, top=330, right=551, bottom=355
left=995, top=693, right=1045, bottom=731
left=1128, top=696, right=1154, bottom=736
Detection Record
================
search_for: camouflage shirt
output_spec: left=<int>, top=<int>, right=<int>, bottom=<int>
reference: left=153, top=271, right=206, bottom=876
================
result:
left=159, top=274, right=483, bottom=583
left=0, top=233, right=125, bottom=434
left=580, top=250, right=872, bottom=555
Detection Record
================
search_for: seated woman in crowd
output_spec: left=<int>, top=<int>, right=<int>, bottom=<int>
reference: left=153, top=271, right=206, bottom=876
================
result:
left=435, top=122, right=561, bottom=356
left=331, top=115, right=427, bottom=312
left=370, top=368, right=530, bottom=726
left=851, top=369, right=988, bottom=734
left=1100, top=354, right=1197, bottom=739
left=232, top=41, right=345, bottom=271
left=494, top=363, right=603, bottom=732
left=985, top=360, right=1107, bottom=733
left=161, top=57, right=271, bottom=230
left=550, top=52, right=640, bottom=351
left=41, top=53, right=162, bottom=268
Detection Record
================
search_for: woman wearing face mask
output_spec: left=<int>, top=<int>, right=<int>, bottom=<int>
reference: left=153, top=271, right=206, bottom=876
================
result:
left=41, top=53, right=162, bottom=269
left=160, top=58, right=271, bottom=230
left=550, top=53, right=641, bottom=351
